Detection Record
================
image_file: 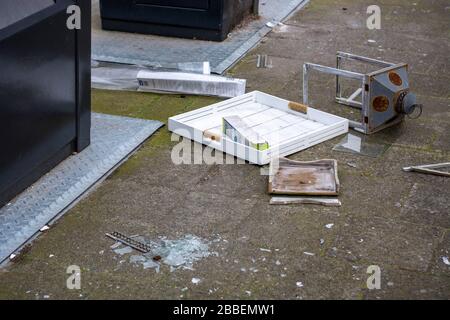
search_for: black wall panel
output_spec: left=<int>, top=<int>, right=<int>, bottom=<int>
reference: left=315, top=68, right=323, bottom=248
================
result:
left=0, top=0, right=56, bottom=30
left=0, top=0, right=91, bottom=207
left=100, top=0, right=255, bottom=41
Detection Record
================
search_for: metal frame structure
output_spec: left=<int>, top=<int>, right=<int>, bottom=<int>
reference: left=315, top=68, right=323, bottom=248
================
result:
left=303, top=52, right=409, bottom=134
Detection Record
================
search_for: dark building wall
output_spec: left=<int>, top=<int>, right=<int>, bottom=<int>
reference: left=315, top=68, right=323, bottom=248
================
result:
left=100, top=0, right=256, bottom=41
left=224, top=0, right=255, bottom=32
left=0, top=0, right=91, bottom=207
left=0, top=0, right=55, bottom=30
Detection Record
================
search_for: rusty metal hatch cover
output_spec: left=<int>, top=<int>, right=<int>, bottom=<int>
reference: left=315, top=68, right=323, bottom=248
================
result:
left=268, top=158, right=340, bottom=196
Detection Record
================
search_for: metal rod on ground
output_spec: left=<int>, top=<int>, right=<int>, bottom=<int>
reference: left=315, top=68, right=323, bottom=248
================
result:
left=403, top=163, right=450, bottom=177
left=106, top=232, right=152, bottom=253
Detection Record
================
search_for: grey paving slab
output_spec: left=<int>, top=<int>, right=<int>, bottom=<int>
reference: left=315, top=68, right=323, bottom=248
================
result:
left=91, top=0, right=309, bottom=74
left=329, top=215, right=442, bottom=272
left=0, top=113, right=163, bottom=264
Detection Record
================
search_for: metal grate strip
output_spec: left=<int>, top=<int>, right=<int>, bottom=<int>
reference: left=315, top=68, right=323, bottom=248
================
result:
left=106, top=232, right=152, bottom=253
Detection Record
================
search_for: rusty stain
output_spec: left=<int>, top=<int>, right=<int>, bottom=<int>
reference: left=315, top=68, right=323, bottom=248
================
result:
left=276, top=170, right=317, bottom=186
left=389, top=71, right=403, bottom=86
left=373, top=96, right=390, bottom=112
left=288, top=101, right=308, bottom=114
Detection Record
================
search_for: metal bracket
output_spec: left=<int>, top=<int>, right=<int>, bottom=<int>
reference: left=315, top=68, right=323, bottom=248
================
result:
left=303, top=51, right=401, bottom=134
left=403, top=163, right=450, bottom=177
